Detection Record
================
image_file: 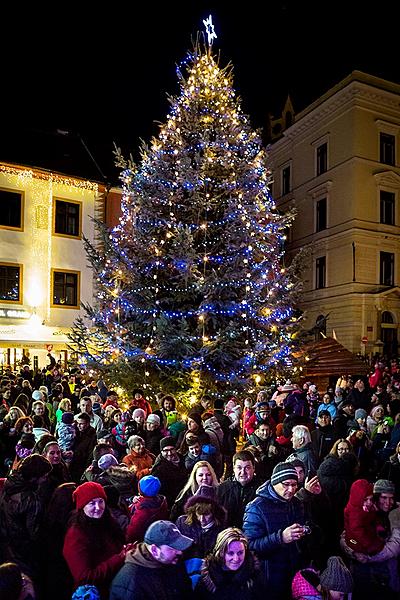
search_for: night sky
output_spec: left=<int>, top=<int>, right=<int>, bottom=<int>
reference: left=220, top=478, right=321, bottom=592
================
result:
left=1, top=1, right=398, bottom=184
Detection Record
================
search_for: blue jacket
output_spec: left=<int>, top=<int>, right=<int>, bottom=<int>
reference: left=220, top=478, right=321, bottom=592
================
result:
left=243, top=480, right=308, bottom=599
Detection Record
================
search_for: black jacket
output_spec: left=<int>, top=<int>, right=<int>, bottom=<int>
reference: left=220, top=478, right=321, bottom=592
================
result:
left=217, top=478, right=258, bottom=528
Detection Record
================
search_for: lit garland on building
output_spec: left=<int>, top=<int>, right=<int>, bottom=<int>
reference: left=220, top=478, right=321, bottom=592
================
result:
left=69, top=35, right=303, bottom=402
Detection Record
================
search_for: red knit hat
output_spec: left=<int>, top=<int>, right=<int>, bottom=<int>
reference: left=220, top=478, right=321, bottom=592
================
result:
left=72, top=482, right=107, bottom=510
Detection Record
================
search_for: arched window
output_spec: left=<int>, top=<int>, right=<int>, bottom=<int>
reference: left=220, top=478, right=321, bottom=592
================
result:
left=381, top=311, right=394, bottom=324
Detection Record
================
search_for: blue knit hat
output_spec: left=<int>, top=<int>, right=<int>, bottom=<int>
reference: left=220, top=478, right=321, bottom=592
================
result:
left=72, top=585, right=100, bottom=600
left=139, top=475, right=161, bottom=497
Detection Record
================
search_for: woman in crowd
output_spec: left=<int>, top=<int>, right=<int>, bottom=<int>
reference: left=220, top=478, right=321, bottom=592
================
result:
left=121, top=435, right=155, bottom=479
left=175, top=484, right=226, bottom=558
left=55, top=398, right=72, bottom=424
left=195, top=527, right=264, bottom=600
left=63, top=481, right=132, bottom=599
left=171, top=460, right=218, bottom=521
left=317, top=438, right=359, bottom=541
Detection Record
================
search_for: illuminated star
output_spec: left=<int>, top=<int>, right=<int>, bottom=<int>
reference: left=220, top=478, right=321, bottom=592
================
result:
left=203, top=14, right=217, bottom=46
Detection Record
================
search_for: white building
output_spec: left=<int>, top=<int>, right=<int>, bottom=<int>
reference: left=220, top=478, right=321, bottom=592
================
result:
left=269, top=71, right=400, bottom=356
left=0, top=162, right=103, bottom=370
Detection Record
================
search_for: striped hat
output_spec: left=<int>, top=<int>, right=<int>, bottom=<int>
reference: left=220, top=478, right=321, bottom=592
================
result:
left=271, top=462, right=299, bottom=486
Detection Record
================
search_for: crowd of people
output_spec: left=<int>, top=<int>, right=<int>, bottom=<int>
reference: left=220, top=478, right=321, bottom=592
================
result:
left=0, top=354, right=399, bottom=599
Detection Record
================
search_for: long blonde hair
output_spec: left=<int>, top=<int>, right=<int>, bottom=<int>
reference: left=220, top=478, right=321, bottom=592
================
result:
left=175, top=460, right=218, bottom=502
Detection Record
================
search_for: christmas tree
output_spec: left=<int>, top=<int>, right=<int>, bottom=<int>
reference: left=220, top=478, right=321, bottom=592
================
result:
left=69, top=21, right=303, bottom=403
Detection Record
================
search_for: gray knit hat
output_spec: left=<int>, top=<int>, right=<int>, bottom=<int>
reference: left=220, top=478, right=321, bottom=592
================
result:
left=320, top=556, right=353, bottom=593
left=373, top=479, right=395, bottom=495
left=355, top=408, right=367, bottom=420
left=270, top=462, right=298, bottom=486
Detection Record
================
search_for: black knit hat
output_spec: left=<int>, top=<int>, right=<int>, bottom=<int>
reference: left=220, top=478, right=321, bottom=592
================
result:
left=160, top=436, right=175, bottom=451
left=320, top=556, right=353, bottom=593
left=19, top=454, right=52, bottom=480
left=270, top=462, right=298, bottom=486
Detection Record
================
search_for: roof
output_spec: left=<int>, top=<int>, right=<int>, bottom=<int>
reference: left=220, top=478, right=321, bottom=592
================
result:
left=293, top=337, right=369, bottom=378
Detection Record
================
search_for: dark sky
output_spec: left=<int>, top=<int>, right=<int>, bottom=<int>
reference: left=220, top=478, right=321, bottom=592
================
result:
left=1, top=1, right=398, bottom=184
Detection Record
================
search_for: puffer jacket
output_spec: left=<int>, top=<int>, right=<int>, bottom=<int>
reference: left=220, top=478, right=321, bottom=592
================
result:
left=0, top=472, right=46, bottom=569
left=242, top=480, right=308, bottom=600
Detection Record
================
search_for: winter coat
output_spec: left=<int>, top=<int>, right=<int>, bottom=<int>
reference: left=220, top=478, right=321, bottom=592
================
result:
left=143, top=428, right=164, bottom=456
left=175, top=517, right=225, bottom=559
left=122, top=448, right=155, bottom=479
left=217, top=478, right=258, bottom=528
left=63, top=520, right=125, bottom=599
left=57, top=422, right=76, bottom=453
left=126, top=494, right=169, bottom=542
left=242, top=480, right=309, bottom=600
left=151, top=454, right=188, bottom=509
left=287, top=442, right=318, bottom=479
left=344, top=479, right=385, bottom=554
left=311, top=425, right=336, bottom=464
left=379, top=454, right=400, bottom=499
left=95, top=464, right=138, bottom=502
left=317, top=453, right=358, bottom=510
left=69, top=425, right=97, bottom=483
left=109, top=542, right=192, bottom=600
left=0, top=472, right=47, bottom=571
left=195, top=553, right=265, bottom=600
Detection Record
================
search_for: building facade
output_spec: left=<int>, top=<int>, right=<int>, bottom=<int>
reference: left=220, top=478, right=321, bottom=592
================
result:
left=0, top=162, right=104, bottom=370
left=269, top=71, right=400, bottom=357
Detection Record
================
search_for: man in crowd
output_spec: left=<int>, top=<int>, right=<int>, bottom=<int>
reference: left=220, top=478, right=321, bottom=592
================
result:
left=75, top=396, right=103, bottom=435
left=243, top=461, right=311, bottom=600
left=217, top=449, right=259, bottom=527
left=109, top=520, right=193, bottom=600
left=151, top=438, right=188, bottom=509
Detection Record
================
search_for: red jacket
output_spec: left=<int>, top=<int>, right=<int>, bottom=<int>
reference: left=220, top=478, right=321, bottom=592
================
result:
left=126, top=494, right=169, bottom=543
left=63, top=523, right=125, bottom=599
left=344, top=479, right=384, bottom=555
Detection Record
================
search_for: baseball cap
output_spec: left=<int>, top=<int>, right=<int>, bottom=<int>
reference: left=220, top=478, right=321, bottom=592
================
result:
left=144, top=520, right=193, bottom=550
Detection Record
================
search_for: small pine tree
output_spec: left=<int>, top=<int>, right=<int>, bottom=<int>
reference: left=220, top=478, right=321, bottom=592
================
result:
left=69, top=34, right=303, bottom=404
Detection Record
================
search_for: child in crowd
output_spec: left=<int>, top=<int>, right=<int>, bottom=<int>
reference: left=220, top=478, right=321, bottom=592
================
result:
left=56, top=411, right=76, bottom=464
left=344, top=479, right=385, bottom=555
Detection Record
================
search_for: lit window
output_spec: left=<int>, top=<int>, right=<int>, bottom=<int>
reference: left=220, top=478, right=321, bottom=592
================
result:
left=0, top=263, right=22, bottom=303
left=52, top=270, right=80, bottom=307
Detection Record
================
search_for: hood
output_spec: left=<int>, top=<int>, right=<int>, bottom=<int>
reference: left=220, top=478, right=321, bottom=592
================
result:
left=255, top=480, right=286, bottom=502
left=347, top=479, right=373, bottom=508
left=126, top=542, right=166, bottom=569
left=134, top=494, right=167, bottom=511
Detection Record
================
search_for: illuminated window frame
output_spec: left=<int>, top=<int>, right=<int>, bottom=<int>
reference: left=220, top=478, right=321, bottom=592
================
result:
left=52, top=197, right=82, bottom=239
left=0, top=262, right=23, bottom=304
left=51, top=268, right=80, bottom=309
left=0, top=187, right=24, bottom=232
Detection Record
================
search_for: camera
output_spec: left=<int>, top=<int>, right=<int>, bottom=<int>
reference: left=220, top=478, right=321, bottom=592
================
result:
left=302, top=525, right=311, bottom=535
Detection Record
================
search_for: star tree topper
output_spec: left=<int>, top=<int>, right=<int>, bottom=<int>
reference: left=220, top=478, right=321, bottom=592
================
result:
left=203, top=14, right=217, bottom=46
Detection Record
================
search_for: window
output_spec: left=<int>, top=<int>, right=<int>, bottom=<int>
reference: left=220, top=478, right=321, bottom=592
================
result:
left=282, top=165, right=291, bottom=195
left=380, top=191, right=395, bottom=225
left=316, top=143, right=327, bottom=176
left=54, top=199, right=81, bottom=238
left=316, top=198, right=327, bottom=232
left=380, top=133, right=395, bottom=166
left=316, top=256, right=326, bottom=289
left=380, top=252, right=394, bottom=286
left=52, top=270, right=80, bottom=307
left=0, top=263, right=22, bottom=303
left=0, top=188, right=23, bottom=230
